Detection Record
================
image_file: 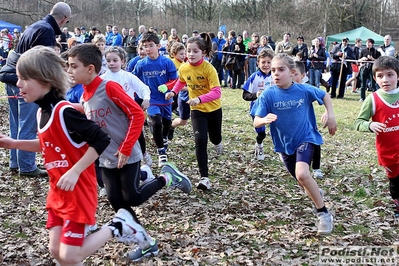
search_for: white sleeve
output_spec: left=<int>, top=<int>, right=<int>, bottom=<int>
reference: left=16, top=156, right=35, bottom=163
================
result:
left=128, top=72, right=151, bottom=100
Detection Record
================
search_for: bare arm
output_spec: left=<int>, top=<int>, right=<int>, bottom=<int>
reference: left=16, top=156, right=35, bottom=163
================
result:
left=0, top=135, right=41, bottom=152
left=322, top=94, right=337, bottom=136
left=253, top=113, right=278, bottom=128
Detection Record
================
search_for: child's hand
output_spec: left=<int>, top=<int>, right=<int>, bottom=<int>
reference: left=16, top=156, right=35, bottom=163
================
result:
left=323, top=115, right=337, bottom=136
left=320, top=112, right=328, bottom=124
left=187, top=97, right=200, bottom=106
left=256, top=89, right=264, bottom=98
left=264, top=113, right=277, bottom=124
left=114, top=150, right=129, bottom=168
left=0, top=135, right=15, bottom=149
left=369, top=121, right=386, bottom=135
left=165, top=92, right=174, bottom=100
left=57, top=169, right=79, bottom=191
left=141, top=99, right=150, bottom=110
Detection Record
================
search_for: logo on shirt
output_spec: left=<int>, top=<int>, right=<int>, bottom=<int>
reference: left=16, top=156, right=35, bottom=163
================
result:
left=143, top=69, right=167, bottom=78
left=273, top=98, right=305, bottom=110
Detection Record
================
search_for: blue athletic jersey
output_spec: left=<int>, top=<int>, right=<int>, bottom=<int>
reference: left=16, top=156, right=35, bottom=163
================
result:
left=243, top=70, right=273, bottom=111
left=133, top=55, right=177, bottom=105
left=251, top=83, right=326, bottom=155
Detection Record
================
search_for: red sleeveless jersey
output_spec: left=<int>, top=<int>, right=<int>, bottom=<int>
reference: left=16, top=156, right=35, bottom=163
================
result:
left=372, top=92, right=399, bottom=169
left=38, top=101, right=97, bottom=225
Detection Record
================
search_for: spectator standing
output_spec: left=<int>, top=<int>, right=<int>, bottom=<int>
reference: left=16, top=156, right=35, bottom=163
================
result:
left=181, top=34, right=189, bottom=46
left=105, top=24, right=113, bottom=45
left=13, top=29, right=21, bottom=42
left=308, top=38, right=326, bottom=88
left=211, top=30, right=226, bottom=86
left=231, top=34, right=246, bottom=89
left=329, top=37, right=355, bottom=98
left=159, top=30, right=169, bottom=56
left=292, top=36, right=308, bottom=65
left=136, top=25, right=146, bottom=45
left=168, top=28, right=180, bottom=43
left=73, top=27, right=85, bottom=44
left=345, top=38, right=362, bottom=93
left=58, top=27, right=72, bottom=52
left=0, top=2, right=71, bottom=177
left=247, top=32, right=261, bottom=77
left=275, top=33, right=294, bottom=55
left=125, top=28, right=137, bottom=61
left=242, top=30, right=251, bottom=52
left=378, top=35, right=395, bottom=56
left=108, top=26, right=123, bottom=46
left=257, top=35, right=273, bottom=53
left=358, top=38, right=381, bottom=101
left=267, top=36, right=276, bottom=51
left=121, top=28, right=128, bottom=47
left=87, top=26, right=97, bottom=43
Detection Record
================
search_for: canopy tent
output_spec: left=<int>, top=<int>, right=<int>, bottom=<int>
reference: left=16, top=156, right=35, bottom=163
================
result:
left=326, top=26, right=384, bottom=49
left=0, top=20, right=23, bottom=33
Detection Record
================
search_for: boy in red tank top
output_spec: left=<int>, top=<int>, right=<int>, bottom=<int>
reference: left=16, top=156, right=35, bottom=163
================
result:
left=355, top=56, right=399, bottom=245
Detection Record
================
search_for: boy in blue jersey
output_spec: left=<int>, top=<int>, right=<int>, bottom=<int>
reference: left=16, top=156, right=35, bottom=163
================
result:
left=133, top=32, right=178, bottom=167
left=242, top=49, right=274, bottom=160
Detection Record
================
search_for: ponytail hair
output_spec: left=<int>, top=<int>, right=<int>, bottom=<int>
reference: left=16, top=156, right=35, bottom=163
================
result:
left=187, top=32, right=213, bottom=58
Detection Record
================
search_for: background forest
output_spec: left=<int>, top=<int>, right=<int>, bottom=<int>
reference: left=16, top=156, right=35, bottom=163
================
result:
left=1, top=0, right=399, bottom=47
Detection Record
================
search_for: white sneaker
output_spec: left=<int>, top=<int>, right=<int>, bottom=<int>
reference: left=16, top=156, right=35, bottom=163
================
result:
left=214, top=143, right=223, bottom=155
left=197, top=177, right=211, bottom=190
left=158, top=154, right=168, bottom=167
left=317, top=212, right=333, bottom=235
left=313, top=169, right=324, bottom=179
left=118, top=234, right=137, bottom=244
left=255, top=144, right=265, bottom=160
left=99, top=187, right=107, bottom=197
left=140, top=164, right=155, bottom=184
left=143, top=152, right=153, bottom=167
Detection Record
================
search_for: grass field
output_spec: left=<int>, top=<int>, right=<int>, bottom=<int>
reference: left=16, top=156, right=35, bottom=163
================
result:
left=0, top=85, right=397, bottom=266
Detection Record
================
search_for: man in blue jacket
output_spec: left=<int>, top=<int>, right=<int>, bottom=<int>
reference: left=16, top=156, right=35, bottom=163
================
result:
left=0, top=2, right=71, bottom=177
left=211, top=30, right=227, bottom=86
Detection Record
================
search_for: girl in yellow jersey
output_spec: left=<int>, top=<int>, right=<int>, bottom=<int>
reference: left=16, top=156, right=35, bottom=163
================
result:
left=166, top=33, right=222, bottom=190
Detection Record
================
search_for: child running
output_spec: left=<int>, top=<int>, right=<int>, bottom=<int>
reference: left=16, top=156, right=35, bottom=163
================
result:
left=67, top=43, right=192, bottom=262
left=242, top=49, right=274, bottom=160
left=133, top=32, right=178, bottom=167
left=101, top=45, right=153, bottom=167
left=293, top=61, right=325, bottom=179
left=252, top=53, right=337, bottom=235
left=354, top=56, right=399, bottom=245
left=0, top=45, right=144, bottom=265
left=165, top=33, right=223, bottom=190
left=167, top=42, right=190, bottom=140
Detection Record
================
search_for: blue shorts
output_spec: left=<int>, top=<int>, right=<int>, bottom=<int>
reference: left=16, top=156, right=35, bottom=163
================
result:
left=178, top=98, right=191, bottom=120
left=147, top=104, right=172, bottom=120
left=281, top=142, right=315, bottom=179
left=251, top=115, right=265, bottom=133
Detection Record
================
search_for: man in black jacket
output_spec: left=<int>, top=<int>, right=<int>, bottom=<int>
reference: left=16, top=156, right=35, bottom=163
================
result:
left=0, top=2, right=71, bottom=177
left=358, top=38, right=381, bottom=101
left=329, top=37, right=355, bottom=98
